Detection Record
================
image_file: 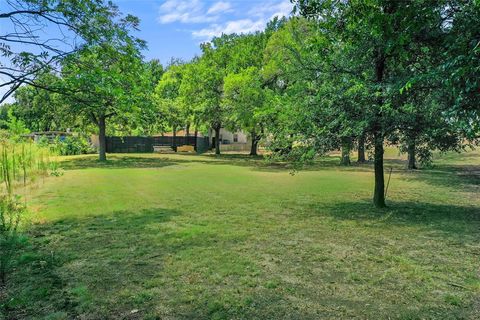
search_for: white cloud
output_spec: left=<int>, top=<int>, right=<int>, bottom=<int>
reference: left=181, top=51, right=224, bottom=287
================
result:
left=158, top=0, right=293, bottom=41
left=248, top=0, right=292, bottom=20
left=192, top=19, right=265, bottom=39
left=267, top=1, right=293, bottom=20
left=158, top=0, right=217, bottom=24
left=207, top=1, right=232, bottom=15
left=192, top=1, right=293, bottom=41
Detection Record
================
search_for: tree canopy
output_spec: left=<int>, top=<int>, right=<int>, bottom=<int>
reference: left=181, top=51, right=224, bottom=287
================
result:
left=0, top=0, right=144, bottom=103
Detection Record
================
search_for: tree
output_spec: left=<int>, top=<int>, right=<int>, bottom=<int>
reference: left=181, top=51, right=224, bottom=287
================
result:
left=9, top=72, right=73, bottom=132
left=436, top=1, right=480, bottom=140
left=198, top=53, right=225, bottom=155
left=393, top=87, right=464, bottom=170
left=180, top=44, right=227, bottom=155
left=154, top=63, right=186, bottom=151
left=224, top=67, right=266, bottom=156
left=176, top=61, right=204, bottom=149
left=263, top=18, right=337, bottom=160
left=0, top=108, right=29, bottom=137
left=1, top=0, right=135, bottom=103
left=291, top=0, right=464, bottom=207
left=146, top=59, right=165, bottom=86
left=220, top=32, right=271, bottom=156
left=131, top=60, right=165, bottom=136
left=61, top=38, right=146, bottom=161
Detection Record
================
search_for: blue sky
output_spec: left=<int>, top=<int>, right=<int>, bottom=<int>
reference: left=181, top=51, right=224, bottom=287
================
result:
left=0, top=0, right=293, bottom=103
left=115, top=0, right=293, bottom=63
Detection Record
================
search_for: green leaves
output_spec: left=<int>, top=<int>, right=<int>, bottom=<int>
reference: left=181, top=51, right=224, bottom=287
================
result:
left=224, top=67, right=265, bottom=132
left=154, top=63, right=187, bottom=130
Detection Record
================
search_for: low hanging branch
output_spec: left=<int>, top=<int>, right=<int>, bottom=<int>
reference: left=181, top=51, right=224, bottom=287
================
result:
left=0, top=0, right=138, bottom=103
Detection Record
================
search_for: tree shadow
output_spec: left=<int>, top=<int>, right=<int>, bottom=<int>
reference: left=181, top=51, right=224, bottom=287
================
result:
left=6, top=207, right=283, bottom=319
left=308, top=199, right=480, bottom=240
left=59, top=150, right=478, bottom=177
left=59, top=153, right=299, bottom=173
left=4, top=207, right=185, bottom=319
left=59, top=155, right=180, bottom=170
left=397, top=163, right=480, bottom=193
left=4, top=203, right=479, bottom=319
left=59, top=153, right=379, bottom=174
left=433, top=151, right=480, bottom=163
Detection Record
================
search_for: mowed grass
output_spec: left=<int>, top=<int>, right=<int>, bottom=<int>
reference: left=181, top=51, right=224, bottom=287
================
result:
left=2, top=149, right=480, bottom=319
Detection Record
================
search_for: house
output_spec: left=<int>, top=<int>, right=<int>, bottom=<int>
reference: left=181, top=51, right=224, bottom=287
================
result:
left=207, top=128, right=250, bottom=152
left=162, top=127, right=250, bottom=152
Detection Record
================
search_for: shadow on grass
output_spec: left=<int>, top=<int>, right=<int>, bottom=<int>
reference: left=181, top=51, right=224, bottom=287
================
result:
left=308, top=199, right=480, bottom=241
left=433, top=150, right=480, bottom=163
left=4, top=202, right=480, bottom=319
left=59, top=149, right=478, bottom=174
left=4, top=207, right=183, bottom=319
left=397, top=163, right=480, bottom=193
left=59, top=155, right=180, bottom=170
left=60, top=153, right=381, bottom=174
left=4, top=207, right=262, bottom=319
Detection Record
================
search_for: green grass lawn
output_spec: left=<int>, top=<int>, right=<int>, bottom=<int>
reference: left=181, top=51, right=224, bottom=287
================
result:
left=2, top=149, right=480, bottom=319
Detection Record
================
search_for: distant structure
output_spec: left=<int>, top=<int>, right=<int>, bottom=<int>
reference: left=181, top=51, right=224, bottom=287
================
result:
left=23, top=131, right=72, bottom=143
left=207, top=128, right=249, bottom=152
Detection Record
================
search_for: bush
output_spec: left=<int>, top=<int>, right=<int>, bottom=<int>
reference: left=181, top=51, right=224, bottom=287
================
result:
left=40, top=135, right=95, bottom=156
left=57, top=135, right=95, bottom=156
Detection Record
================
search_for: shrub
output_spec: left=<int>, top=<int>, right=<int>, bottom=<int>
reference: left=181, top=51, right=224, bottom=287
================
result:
left=36, top=134, right=95, bottom=156
left=58, top=135, right=95, bottom=156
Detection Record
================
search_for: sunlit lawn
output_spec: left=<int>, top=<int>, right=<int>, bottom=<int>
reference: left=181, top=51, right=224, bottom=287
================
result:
left=3, top=149, right=480, bottom=319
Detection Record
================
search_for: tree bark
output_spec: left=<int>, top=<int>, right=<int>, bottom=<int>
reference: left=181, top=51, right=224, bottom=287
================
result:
left=357, top=134, right=366, bottom=163
left=250, top=130, right=258, bottom=156
left=407, top=142, right=417, bottom=169
left=372, top=41, right=387, bottom=208
left=214, top=126, right=221, bottom=155
left=373, top=132, right=386, bottom=208
left=185, top=123, right=190, bottom=146
left=172, top=125, right=177, bottom=152
left=0, top=268, right=5, bottom=285
left=194, top=127, right=198, bottom=152
left=340, top=136, right=351, bottom=165
left=98, top=115, right=107, bottom=161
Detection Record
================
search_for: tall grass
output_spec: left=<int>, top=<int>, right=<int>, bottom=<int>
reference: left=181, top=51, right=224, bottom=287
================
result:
left=0, top=141, right=54, bottom=190
left=0, top=139, right=55, bottom=284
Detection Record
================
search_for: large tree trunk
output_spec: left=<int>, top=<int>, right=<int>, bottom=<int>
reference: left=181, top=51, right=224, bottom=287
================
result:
left=194, top=127, right=198, bottom=152
left=214, top=126, right=221, bottom=155
left=372, top=40, right=387, bottom=208
left=172, top=125, right=177, bottom=152
left=185, top=123, right=190, bottom=146
left=407, top=142, right=417, bottom=170
left=340, top=136, right=352, bottom=165
left=98, top=115, right=107, bottom=162
left=357, top=134, right=366, bottom=163
left=250, top=130, right=258, bottom=156
left=373, top=132, right=386, bottom=208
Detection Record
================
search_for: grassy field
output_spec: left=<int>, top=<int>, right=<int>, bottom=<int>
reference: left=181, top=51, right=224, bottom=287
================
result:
left=2, top=149, right=479, bottom=319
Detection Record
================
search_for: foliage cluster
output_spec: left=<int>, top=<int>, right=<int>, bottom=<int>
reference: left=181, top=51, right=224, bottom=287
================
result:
left=37, top=135, right=95, bottom=156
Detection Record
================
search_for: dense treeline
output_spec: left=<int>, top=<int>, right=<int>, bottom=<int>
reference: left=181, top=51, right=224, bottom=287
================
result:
left=1, top=0, right=479, bottom=207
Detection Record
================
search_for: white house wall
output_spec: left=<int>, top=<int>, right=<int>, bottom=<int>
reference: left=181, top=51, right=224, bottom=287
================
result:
left=208, top=128, right=248, bottom=145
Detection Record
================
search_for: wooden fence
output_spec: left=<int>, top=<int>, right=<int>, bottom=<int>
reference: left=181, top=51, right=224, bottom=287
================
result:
left=105, top=136, right=210, bottom=154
